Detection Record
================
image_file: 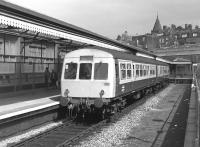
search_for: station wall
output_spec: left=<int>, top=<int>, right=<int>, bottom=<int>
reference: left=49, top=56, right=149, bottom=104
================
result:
left=170, top=64, right=193, bottom=78
left=0, top=33, right=59, bottom=93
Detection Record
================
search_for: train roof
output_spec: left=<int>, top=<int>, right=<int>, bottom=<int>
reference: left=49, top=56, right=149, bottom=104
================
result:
left=69, top=47, right=168, bottom=66
left=100, top=47, right=168, bottom=66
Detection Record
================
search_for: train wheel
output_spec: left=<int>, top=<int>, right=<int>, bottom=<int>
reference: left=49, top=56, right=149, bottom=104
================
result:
left=148, top=87, right=152, bottom=94
left=113, top=104, right=119, bottom=114
left=75, top=105, right=84, bottom=122
left=67, top=103, right=74, bottom=118
left=134, top=92, right=141, bottom=100
left=101, top=107, right=106, bottom=120
left=144, top=88, right=149, bottom=95
left=72, top=105, right=78, bottom=118
left=104, top=106, right=112, bottom=122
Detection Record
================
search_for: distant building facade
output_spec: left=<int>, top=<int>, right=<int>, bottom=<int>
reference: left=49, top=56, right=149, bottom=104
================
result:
left=117, top=16, right=200, bottom=50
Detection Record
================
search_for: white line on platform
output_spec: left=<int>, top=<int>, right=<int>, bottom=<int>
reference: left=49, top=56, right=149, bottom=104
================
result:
left=0, top=95, right=60, bottom=120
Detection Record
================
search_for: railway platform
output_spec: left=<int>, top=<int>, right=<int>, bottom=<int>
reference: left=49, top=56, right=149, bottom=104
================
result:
left=0, top=88, right=60, bottom=118
left=0, top=83, right=199, bottom=147
left=184, top=81, right=200, bottom=147
left=69, top=84, right=194, bottom=147
left=0, top=88, right=61, bottom=139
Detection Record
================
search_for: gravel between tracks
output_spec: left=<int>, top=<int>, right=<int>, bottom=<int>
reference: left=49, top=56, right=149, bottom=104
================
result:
left=76, top=84, right=175, bottom=147
left=0, top=121, right=63, bottom=147
left=0, top=84, right=183, bottom=147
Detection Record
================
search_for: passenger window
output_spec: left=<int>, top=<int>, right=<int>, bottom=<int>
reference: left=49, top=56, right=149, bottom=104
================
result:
left=160, top=66, right=162, bottom=75
left=64, top=63, right=77, bottom=79
left=115, top=64, right=119, bottom=79
left=150, top=65, right=154, bottom=76
left=94, top=63, right=108, bottom=80
left=136, top=64, right=139, bottom=77
left=127, top=63, right=132, bottom=79
left=150, top=65, right=155, bottom=76
left=147, top=65, right=149, bottom=76
left=143, top=65, right=146, bottom=76
left=132, top=64, right=135, bottom=77
left=79, top=63, right=92, bottom=79
left=120, top=63, right=126, bottom=80
left=140, top=64, right=143, bottom=77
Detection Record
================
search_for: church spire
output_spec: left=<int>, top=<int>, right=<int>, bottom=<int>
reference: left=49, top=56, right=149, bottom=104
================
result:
left=152, top=14, right=162, bottom=34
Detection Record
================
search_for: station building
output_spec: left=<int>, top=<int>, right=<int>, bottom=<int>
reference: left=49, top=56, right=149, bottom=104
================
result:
left=0, top=33, right=58, bottom=92
left=0, top=1, right=197, bottom=93
left=0, top=1, right=159, bottom=93
left=117, top=15, right=200, bottom=83
left=118, top=15, right=200, bottom=50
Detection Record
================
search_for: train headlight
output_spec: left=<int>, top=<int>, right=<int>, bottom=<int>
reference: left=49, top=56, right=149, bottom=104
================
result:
left=64, top=89, right=69, bottom=97
left=99, top=90, right=104, bottom=98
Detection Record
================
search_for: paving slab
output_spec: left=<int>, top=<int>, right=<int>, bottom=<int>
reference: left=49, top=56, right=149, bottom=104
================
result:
left=121, top=84, right=189, bottom=147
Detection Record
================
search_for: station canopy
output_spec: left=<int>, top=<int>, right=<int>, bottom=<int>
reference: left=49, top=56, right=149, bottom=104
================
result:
left=0, top=0, right=156, bottom=57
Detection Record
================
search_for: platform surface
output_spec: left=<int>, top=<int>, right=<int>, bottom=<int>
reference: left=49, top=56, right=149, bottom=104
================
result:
left=0, top=88, right=61, bottom=120
left=0, top=84, right=198, bottom=147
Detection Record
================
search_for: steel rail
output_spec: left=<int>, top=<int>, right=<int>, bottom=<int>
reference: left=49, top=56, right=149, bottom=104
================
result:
left=13, top=93, right=157, bottom=146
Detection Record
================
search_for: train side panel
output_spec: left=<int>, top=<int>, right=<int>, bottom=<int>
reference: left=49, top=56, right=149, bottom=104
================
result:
left=115, top=78, right=158, bottom=97
left=114, top=59, right=168, bottom=98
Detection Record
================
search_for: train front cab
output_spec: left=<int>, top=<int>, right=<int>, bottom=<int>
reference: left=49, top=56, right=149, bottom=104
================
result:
left=60, top=49, right=116, bottom=108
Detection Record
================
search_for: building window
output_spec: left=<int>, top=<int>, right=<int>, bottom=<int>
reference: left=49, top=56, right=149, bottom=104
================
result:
left=182, top=34, right=187, bottom=38
left=193, top=33, right=197, bottom=37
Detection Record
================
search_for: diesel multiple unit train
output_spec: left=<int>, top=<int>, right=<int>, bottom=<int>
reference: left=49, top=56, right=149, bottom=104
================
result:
left=60, top=46, right=169, bottom=118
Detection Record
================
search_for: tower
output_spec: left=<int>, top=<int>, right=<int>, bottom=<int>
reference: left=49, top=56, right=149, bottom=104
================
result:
left=151, top=15, right=163, bottom=34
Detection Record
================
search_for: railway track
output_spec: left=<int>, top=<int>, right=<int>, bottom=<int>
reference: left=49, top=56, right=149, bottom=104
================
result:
left=11, top=86, right=166, bottom=147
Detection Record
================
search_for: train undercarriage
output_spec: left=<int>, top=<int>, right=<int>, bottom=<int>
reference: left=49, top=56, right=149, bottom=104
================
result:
left=60, top=81, right=168, bottom=122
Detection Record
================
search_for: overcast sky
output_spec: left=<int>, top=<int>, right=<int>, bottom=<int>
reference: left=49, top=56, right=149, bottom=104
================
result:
left=6, top=0, right=200, bottom=39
